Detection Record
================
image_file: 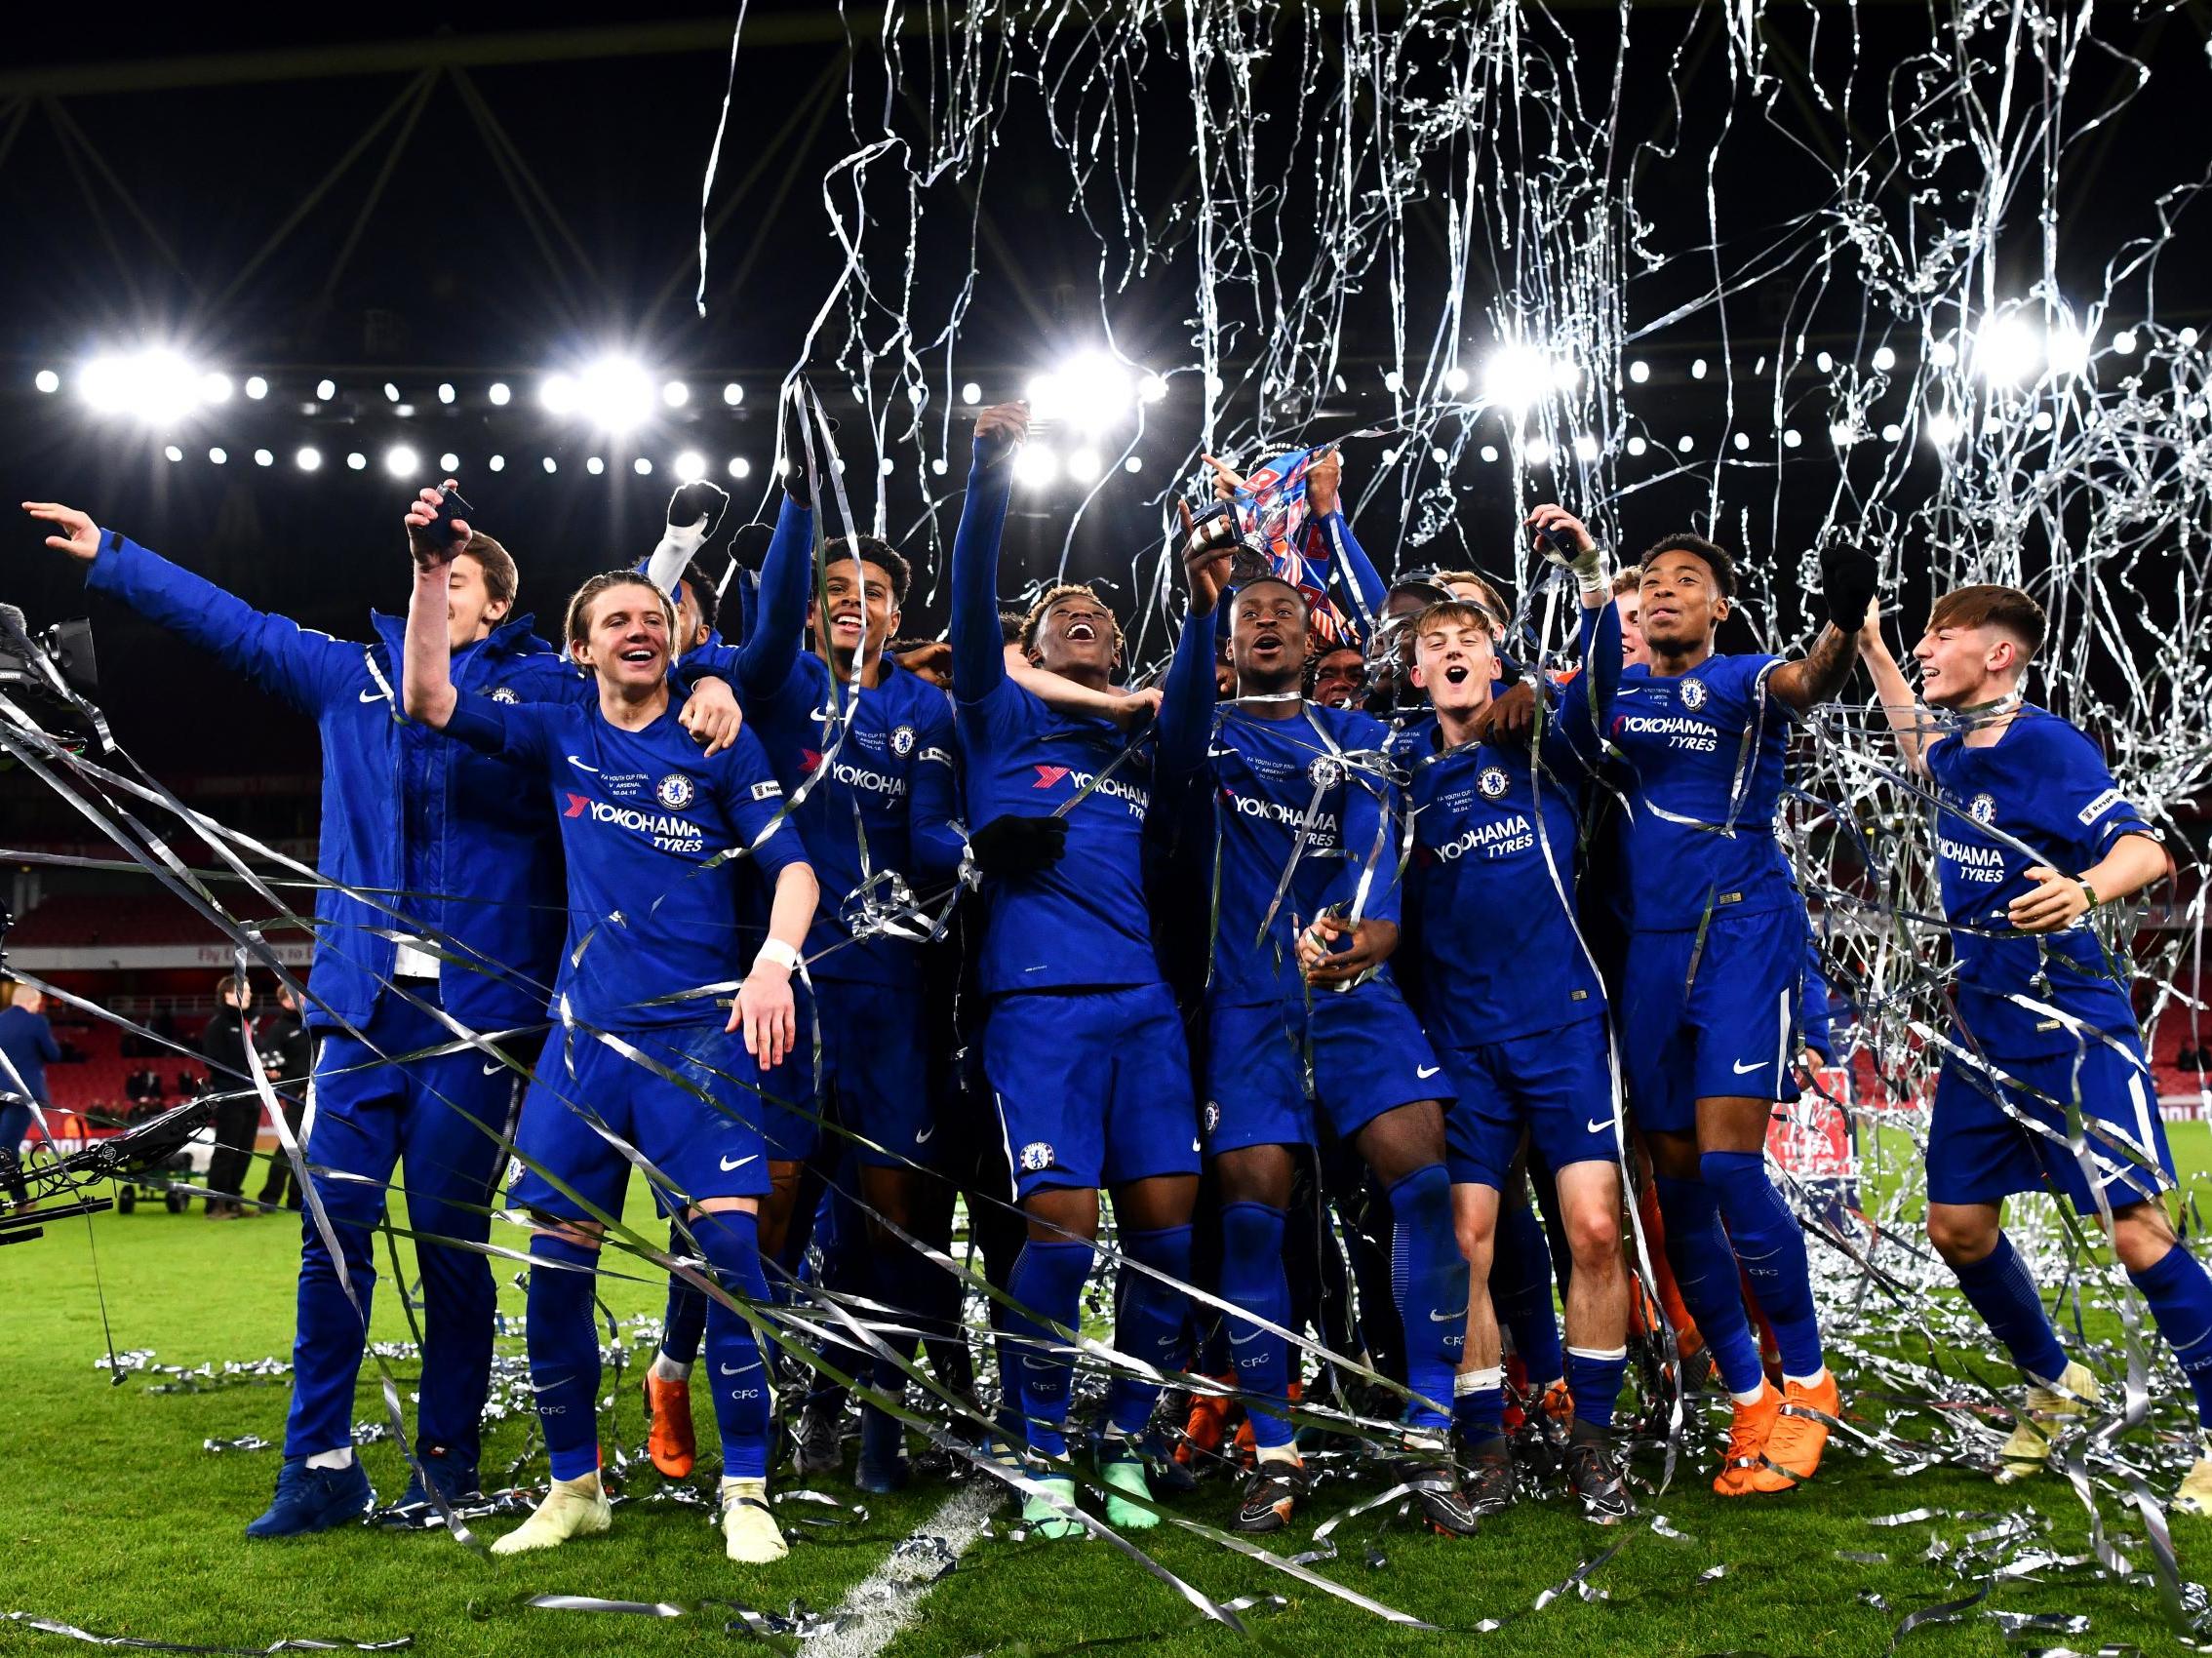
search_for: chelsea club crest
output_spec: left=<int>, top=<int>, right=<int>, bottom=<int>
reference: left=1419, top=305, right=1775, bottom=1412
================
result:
left=1679, top=677, right=1709, bottom=712
left=656, top=773, right=696, bottom=810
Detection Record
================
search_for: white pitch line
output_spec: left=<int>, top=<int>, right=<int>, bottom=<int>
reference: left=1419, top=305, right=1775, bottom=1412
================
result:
left=810, top=1478, right=1005, bottom=1658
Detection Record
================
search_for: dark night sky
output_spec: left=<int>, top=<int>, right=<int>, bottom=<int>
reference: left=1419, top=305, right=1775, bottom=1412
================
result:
left=2, top=3, right=2205, bottom=804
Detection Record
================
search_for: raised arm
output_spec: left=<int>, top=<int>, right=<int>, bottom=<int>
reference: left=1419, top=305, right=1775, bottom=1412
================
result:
left=1525, top=504, right=1620, bottom=762
left=642, top=480, right=730, bottom=599
left=401, top=549, right=460, bottom=730
left=1856, top=611, right=1928, bottom=774
left=1158, top=507, right=1230, bottom=778
left=21, top=502, right=351, bottom=714
left=949, top=403, right=1028, bottom=700
left=1768, top=545, right=1879, bottom=713
left=1007, top=650, right=1162, bottom=729
left=729, top=491, right=815, bottom=697
left=1302, top=453, right=1388, bottom=630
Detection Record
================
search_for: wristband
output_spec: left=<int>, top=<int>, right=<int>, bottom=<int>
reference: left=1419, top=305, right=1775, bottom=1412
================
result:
left=1574, top=548, right=1610, bottom=598
left=2078, top=880, right=2100, bottom=912
left=754, top=937, right=803, bottom=974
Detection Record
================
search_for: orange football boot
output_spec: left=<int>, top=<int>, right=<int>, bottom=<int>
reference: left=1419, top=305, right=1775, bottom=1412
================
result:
left=1746, top=1373, right=1840, bottom=1493
left=643, top=1370, right=697, bottom=1479
left=1712, top=1378, right=1783, bottom=1496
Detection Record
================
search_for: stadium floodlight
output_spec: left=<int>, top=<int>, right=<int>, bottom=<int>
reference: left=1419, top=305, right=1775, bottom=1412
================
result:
left=662, top=380, right=690, bottom=408
left=346, top=453, right=366, bottom=471
left=488, top=454, right=505, bottom=472
left=586, top=456, right=606, bottom=475
left=723, top=381, right=743, bottom=407
left=208, top=447, right=227, bottom=464
left=1013, top=443, right=1059, bottom=488
left=1733, top=431, right=1751, bottom=452
left=1692, top=357, right=1711, bottom=379
left=1481, top=343, right=1560, bottom=414
left=383, top=381, right=401, bottom=403
left=199, top=373, right=233, bottom=404
left=1523, top=436, right=1553, bottom=466
left=1872, top=345, right=1897, bottom=372
left=384, top=446, right=418, bottom=478
left=2112, top=330, right=2139, bottom=355
left=439, top=453, right=459, bottom=473
left=1028, top=352, right=1135, bottom=435
left=1783, top=428, right=1803, bottom=449
left=1925, top=410, right=1962, bottom=447
left=961, top=381, right=983, bottom=406
left=1628, top=360, right=1650, bottom=384
left=1442, top=365, right=1470, bottom=394
left=675, top=451, right=706, bottom=481
left=488, top=381, right=512, bottom=406
left=1928, top=339, right=1958, bottom=368
left=633, top=456, right=653, bottom=476
left=1124, top=455, right=1142, bottom=473
left=2045, top=322, right=2091, bottom=377
left=296, top=447, right=322, bottom=471
left=1429, top=445, right=1448, bottom=465
left=728, top=455, right=752, bottom=479
left=1574, top=433, right=1600, bottom=462
left=1624, top=436, right=1646, bottom=456
left=574, top=357, right=655, bottom=432
left=542, top=456, right=558, bottom=474
left=79, top=349, right=201, bottom=424
left=1137, top=374, right=1167, bottom=404
left=34, top=369, right=59, bottom=394
left=1676, top=434, right=1695, bottom=453
left=163, top=446, right=182, bottom=462
left=1830, top=420, right=1858, bottom=448
left=1067, top=446, right=1101, bottom=482
left=539, top=374, right=578, bottom=414
left=253, top=448, right=274, bottom=467
left=931, top=456, right=950, bottom=476
left=1974, top=312, right=2040, bottom=383
left=1481, top=443, right=1500, bottom=461
left=316, top=378, right=337, bottom=400
left=245, top=375, right=268, bottom=400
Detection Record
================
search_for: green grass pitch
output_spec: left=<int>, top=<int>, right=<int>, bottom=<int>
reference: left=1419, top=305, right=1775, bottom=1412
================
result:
left=3, top=1125, right=2207, bottom=1657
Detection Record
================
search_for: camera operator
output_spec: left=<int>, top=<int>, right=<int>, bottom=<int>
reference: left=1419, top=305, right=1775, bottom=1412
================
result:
left=0, top=982, right=61, bottom=1210
left=254, top=981, right=311, bottom=1211
left=199, top=975, right=257, bottom=1219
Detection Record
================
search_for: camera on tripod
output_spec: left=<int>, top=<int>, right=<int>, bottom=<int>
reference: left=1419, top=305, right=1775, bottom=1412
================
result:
left=0, top=604, right=102, bottom=753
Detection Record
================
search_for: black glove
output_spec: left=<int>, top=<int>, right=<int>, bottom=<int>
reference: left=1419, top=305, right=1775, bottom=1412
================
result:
left=667, top=479, right=729, bottom=537
left=782, top=414, right=840, bottom=508
left=1818, top=544, right=1880, bottom=633
left=968, top=814, right=1068, bottom=877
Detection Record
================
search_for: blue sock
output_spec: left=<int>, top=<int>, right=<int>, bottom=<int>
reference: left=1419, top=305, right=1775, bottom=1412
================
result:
left=1007, top=1238, right=1094, bottom=1459
left=989, top=1296, right=1025, bottom=1439
left=1651, top=1172, right=1766, bottom=1397
left=1565, top=1346, right=1629, bottom=1430
left=2130, top=1244, right=2212, bottom=1430
left=1701, top=1150, right=1824, bottom=1380
left=1493, top=1199, right=1563, bottom=1383
left=1387, top=1165, right=1466, bottom=1434
left=1952, top=1233, right=2069, bottom=1384
left=1217, top=1202, right=1294, bottom=1448
left=1452, top=1367, right=1505, bottom=1438
left=661, top=1221, right=707, bottom=1366
left=696, top=1209, right=774, bottom=1480
left=1108, top=1224, right=1194, bottom=1436
left=525, top=1233, right=603, bottom=1481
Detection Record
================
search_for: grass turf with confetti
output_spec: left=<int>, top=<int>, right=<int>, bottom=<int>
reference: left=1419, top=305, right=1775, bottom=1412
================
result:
left=1, top=1125, right=2207, bottom=1658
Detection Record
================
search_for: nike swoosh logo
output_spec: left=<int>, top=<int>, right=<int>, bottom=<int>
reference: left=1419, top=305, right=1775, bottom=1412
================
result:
left=482, top=1062, right=503, bottom=1077
left=1730, top=1058, right=1768, bottom=1075
left=1587, top=1118, right=1613, bottom=1135
left=915, top=1125, right=935, bottom=1144
left=1416, top=1064, right=1442, bottom=1080
left=1228, top=1326, right=1266, bottom=1348
left=718, top=1362, right=759, bottom=1377
left=358, top=689, right=388, bottom=703
left=1428, top=1306, right=1469, bottom=1322
left=719, top=1153, right=758, bottom=1171
left=566, top=755, right=601, bottom=773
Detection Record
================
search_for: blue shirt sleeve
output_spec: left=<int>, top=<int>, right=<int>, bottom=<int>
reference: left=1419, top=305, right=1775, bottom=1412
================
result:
left=1313, top=511, right=1387, bottom=639
left=84, top=534, right=356, bottom=715
left=1157, top=604, right=1220, bottom=779
left=728, top=494, right=813, bottom=698
left=716, top=728, right=806, bottom=884
left=1550, top=598, right=1622, bottom=770
left=34, top=1016, right=59, bottom=1066
left=906, top=692, right=967, bottom=888
left=951, top=434, right=1018, bottom=704
left=441, top=690, right=562, bottom=771
left=2028, top=720, right=2154, bottom=856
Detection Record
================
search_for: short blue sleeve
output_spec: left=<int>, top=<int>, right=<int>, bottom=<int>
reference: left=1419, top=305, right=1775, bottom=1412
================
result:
left=716, top=727, right=805, bottom=882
